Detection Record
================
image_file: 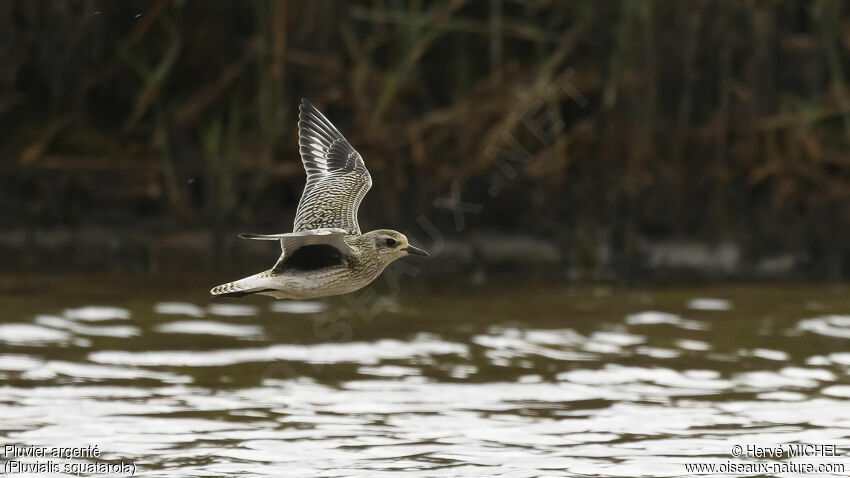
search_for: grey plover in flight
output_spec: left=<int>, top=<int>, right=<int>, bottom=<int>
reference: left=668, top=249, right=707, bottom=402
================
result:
left=210, top=99, right=428, bottom=300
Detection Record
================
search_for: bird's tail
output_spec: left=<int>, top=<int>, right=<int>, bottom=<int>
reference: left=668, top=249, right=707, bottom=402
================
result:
left=210, top=271, right=275, bottom=299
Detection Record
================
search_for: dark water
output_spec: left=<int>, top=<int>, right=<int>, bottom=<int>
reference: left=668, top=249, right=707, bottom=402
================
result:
left=2, top=274, right=850, bottom=476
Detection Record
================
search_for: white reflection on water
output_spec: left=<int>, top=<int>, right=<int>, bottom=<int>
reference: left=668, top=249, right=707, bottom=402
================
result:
left=822, top=385, right=850, bottom=397
left=20, top=361, right=191, bottom=383
left=269, top=300, right=326, bottom=314
left=0, top=323, right=72, bottom=345
left=0, top=354, right=43, bottom=371
left=686, top=297, right=732, bottom=311
left=154, top=302, right=206, bottom=317
left=780, top=366, right=837, bottom=381
left=635, top=346, right=681, bottom=359
left=626, top=311, right=709, bottom=330
left=826, top=352, right=850, bottom=365
left=64, top=306, right=131, bottom=321
left=89, top=338, right=469, bottom=367
left=35, top=315, right=140, bottom=338
left=746, top=348, right=790, bottom=361
left=357, top=365, right=421, bottom=377
left=558, top=365, right=732, bottom=391
left=798, top=314, right=850, bottom=339
left=155, top=321, right=264, bottom=337
left=208, top=303, right=260, bottom=317
left=674, top=339, right=711, bottom=351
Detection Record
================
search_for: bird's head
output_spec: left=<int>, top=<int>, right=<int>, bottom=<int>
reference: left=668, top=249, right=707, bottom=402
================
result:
left=361, top=229, right=429, bottom=263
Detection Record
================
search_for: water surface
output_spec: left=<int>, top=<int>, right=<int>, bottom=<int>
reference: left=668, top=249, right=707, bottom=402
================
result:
left=1, top=274, right=850, bottom=476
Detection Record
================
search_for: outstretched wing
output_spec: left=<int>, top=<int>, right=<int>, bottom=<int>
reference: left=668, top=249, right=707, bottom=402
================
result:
left=239, top=228, right=354, bottom=272
left=293, top=99, right=372, bottom=234
left=239, top=228, right=354, bottom=256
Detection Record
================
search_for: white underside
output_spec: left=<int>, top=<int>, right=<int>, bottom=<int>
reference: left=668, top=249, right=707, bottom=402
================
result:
left=250, top=272, right=375, bottom=300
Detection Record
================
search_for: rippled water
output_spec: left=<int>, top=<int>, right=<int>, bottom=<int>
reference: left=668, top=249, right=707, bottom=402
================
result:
left=2, top=274, right=850, bottom=476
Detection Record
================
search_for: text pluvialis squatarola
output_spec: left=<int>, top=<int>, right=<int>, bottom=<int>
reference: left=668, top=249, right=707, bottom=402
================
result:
left=210, top=99, right=429, bottom=300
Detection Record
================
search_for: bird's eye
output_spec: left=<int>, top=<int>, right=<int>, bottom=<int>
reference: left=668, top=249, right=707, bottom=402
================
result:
left=385, top=238, right=397, bottom=247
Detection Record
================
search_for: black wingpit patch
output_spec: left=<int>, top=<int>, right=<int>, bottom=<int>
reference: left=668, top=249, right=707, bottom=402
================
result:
left=278, top=244, right=343, bottom=272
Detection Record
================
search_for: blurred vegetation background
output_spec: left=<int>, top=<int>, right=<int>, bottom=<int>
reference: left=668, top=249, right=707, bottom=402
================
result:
left=3, top=0, right=850, bottom=280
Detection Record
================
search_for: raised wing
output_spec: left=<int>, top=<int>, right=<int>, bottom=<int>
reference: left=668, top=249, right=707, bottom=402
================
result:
left=293, top=99, right=372, bottom=234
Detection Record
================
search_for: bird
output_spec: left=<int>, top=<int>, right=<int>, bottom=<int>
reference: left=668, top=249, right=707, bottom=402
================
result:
left=210, top=99, right=429, bottom=300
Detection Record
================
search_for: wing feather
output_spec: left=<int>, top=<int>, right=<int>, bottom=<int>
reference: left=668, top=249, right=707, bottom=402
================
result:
left=293, top=99, right=372, bottom=234
left=238, top=228, right=353, bottom=255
